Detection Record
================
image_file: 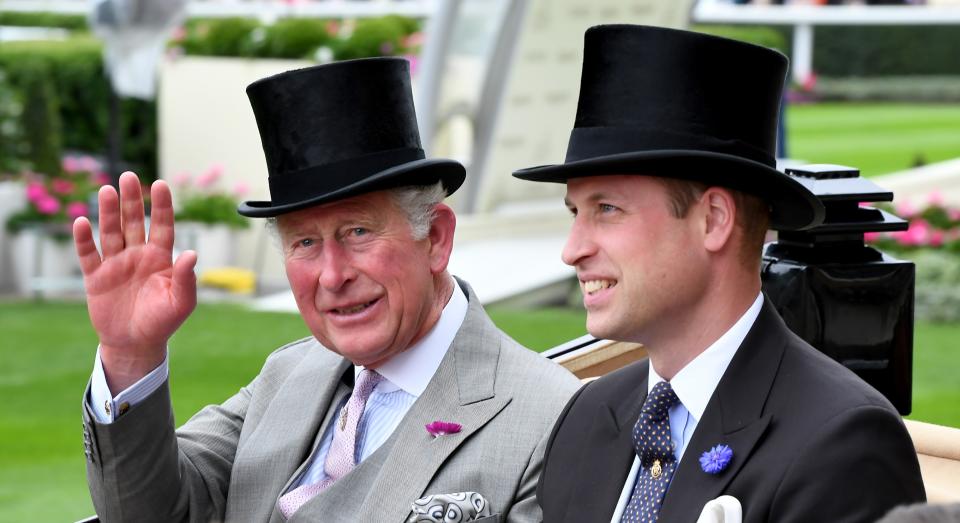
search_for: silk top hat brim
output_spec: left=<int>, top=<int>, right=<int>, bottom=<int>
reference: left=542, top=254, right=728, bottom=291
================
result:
left=512, top=25, right=824, bottom=231
left=238, top=58, right=465, bottom=218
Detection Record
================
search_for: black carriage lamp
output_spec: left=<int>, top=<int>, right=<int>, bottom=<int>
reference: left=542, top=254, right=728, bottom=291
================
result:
left=761, top=164, right=915, bottom=415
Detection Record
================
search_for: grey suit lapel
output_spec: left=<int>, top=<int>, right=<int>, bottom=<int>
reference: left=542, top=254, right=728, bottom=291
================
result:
left=228, top=341, right=352, bottom=523
left=357, top=284, right=511, bottom=522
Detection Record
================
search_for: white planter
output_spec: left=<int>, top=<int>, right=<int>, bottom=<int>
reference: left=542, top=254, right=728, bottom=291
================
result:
left=175, top=223, right=236, bottom=275
left=10, top=228, right=82, bottom=297
left=0, top=180, right=26, bottom=293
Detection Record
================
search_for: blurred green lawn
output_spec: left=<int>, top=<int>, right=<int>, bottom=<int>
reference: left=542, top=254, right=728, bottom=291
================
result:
left=786, top=103, right=960, bottom=177
left=1, top=300, right=958, bottom=521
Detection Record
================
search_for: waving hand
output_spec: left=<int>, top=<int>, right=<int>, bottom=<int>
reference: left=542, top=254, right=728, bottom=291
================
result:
left=73, top=172, right=197, bottom=392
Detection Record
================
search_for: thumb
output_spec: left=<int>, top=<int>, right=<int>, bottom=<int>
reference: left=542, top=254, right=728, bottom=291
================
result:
left=172, top=250, right=198, bottom=303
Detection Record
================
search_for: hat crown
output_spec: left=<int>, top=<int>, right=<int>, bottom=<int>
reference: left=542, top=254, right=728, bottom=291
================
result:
left=570, top=25, right=787, bottom=166
left=247, top=57, right=423, bottom=177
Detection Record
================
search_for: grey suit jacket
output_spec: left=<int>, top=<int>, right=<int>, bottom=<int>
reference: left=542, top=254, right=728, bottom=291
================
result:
left=82, top=280, right=580, bottom=522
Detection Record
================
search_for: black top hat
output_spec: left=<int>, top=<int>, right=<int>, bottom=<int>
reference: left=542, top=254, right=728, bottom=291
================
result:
left=512, top=25, right=824, bottom=230
left=238, top=58, right=465, bottom=217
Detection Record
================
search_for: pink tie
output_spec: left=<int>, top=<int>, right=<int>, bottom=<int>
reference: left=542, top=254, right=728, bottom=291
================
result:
left=278, top=368, right=384, bottom=518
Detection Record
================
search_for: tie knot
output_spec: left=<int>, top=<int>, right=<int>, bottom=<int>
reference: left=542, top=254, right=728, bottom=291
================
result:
left=641, top=381, right=679, bottom=420
left=354, top=368, right=383, bottom=401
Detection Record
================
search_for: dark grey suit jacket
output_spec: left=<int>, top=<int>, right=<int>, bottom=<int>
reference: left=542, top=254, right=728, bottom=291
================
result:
left=82, top=280, right=580, bottom=522
left=538, top=298, right=925, bottom=522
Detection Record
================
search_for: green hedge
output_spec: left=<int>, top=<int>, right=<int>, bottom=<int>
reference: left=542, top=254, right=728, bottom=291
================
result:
left=696, top=24, right=960, bottom=78
left=0, top=38, right=157, bottom=180
left=815, top=25, right=960, bottom=77
left=178, top=15, right=421, bottom=60
left=691, top=24, right=789, bottom=56
left=0, top=11, right=88, bottom=31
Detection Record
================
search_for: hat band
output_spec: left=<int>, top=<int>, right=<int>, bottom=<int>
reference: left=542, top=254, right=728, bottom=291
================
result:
left=565, top=127, right=774, bottom=167
left=268, top=147, right=426, bottom=206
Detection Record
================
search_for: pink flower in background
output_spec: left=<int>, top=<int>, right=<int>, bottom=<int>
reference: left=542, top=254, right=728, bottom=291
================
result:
left=36, top=196, right=61, bottom=215
left=233, top=181, right=250, bottom=198
left=26, top=181, right=48, bottom=203
left=66, top=201, right=89, bottom=220
left=51, top=179, right=75, bottom=195
left=62, top=156, right=81, bottom=173
left=77, top=156, right=101, bottom=173
left=94, top=172, right=111, bottom=185
left=929, top=230, right=945, bottom=247
left=927, top=191, right=945, bottom=206
left=171, top=171, right=192, bottom=188
left=895, top=200, right=917, bottom=218
left=195, top=164, right=223, bottom=189
left=864, top=231, right=881, bottom=243
left=405, top=54, right=419, bottom=76
left=894, top=219, right=930, bottom=247
left=325, top=20, right=341, bottom=37
left=404, top=32, right=424, bottom=49
left=949, top=208, right=960, bottom=221
left=170, top=26, right=186, bottom=43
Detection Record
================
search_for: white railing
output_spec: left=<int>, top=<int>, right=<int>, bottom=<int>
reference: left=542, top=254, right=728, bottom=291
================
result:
left=691, top=3, right=960, bottom=84
left=0, top=0, right=436, bottom=19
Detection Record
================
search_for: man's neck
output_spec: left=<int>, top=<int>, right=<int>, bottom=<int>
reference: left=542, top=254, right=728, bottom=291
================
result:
left=647, top=286, right=761, bottom=381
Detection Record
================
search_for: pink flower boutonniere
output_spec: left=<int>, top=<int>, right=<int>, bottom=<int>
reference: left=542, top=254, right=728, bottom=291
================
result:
left=425, top=421, right=462, bottom=438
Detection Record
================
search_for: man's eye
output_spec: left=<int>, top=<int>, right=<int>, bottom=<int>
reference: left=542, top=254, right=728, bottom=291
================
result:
left=298, top=238, right=315, bottom=248
left=599, top=203, right=618, bottom=213
left=351, top=227, right=367, bottom=236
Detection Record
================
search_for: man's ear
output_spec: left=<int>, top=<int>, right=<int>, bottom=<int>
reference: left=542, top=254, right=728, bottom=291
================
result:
left=702, top=187, right=736, bottom=254
left=427, top=203, right=456, bottom=274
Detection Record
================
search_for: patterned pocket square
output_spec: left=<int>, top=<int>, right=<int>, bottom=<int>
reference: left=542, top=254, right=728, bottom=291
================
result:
left=407, top=492, right=491, bottom=522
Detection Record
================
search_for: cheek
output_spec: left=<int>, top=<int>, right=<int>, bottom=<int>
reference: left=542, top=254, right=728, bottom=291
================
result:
left=285, top=260, right=318, bottom=294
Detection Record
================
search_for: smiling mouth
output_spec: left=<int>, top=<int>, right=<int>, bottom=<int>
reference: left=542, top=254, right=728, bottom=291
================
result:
left=583, top=279, right=617, bottom=295
left=330, top=298, right=379, bottom=315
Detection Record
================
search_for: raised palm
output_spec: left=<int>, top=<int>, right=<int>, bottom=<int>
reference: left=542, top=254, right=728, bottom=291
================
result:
left=74, top=172, right=197, bottom=390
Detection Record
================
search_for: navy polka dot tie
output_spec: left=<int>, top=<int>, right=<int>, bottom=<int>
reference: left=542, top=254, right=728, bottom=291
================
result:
left=620, top=381, right=680, bottom=523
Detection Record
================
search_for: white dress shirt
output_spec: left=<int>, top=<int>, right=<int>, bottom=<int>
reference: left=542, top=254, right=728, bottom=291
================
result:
left=610, top=293, right=764, bottom=522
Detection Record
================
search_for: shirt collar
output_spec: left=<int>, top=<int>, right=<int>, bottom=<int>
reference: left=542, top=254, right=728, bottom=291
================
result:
left=648, top=292, right=764, bottom=421
left=355, top=279, right=468, bottom=397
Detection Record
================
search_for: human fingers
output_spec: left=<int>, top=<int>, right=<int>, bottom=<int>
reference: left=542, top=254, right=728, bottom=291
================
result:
left=119, top=172, right=146, bottom=247
left=171, top=250, right=198, bottom=307
left=98, top=184, right=123, bottom=257
left=148, top=180, right=174, bottom=252
left=73, top=216, right=102, bottom=276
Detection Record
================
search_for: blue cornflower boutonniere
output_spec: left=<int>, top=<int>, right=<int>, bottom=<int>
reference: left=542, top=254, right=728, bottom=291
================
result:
left=699, top=444, right=733, bottom=474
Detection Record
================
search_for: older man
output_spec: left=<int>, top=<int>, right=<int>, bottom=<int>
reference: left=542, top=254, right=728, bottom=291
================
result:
left=514, top=25, right=925, bottom=522
left=75, top=58, right=579, bottom=522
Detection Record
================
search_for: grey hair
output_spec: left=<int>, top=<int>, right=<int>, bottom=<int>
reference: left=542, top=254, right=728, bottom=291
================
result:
left=262, top=181, right=446, bottom=244
left=389, top=182, right=446, bottom=240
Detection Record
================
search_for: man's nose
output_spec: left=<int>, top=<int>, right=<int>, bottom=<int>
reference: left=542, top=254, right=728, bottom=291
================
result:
left=561, top=217, right=595, bottom=267
left=317, top=243, right=355, bottom=291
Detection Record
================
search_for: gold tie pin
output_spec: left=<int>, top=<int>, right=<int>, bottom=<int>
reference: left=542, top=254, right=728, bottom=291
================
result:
left=651, top=459, right=662, bottom=478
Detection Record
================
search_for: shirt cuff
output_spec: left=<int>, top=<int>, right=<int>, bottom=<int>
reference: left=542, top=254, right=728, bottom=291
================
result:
left=88, top=346, right=169, bottom=423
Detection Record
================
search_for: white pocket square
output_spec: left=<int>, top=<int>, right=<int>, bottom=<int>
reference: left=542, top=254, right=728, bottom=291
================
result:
left=696, top=495, right=742, bottom=523
left=408, top=492, right=491, bottom=522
